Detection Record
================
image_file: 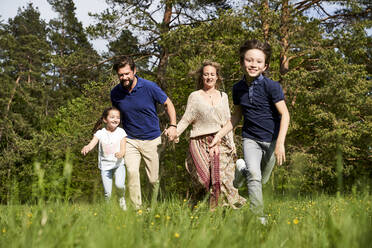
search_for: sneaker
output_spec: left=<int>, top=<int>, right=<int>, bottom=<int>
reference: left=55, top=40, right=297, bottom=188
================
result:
left=119, top=197, right=127, bottom=211
left=233, top=159, right=246, bottom=188
left=258, top=216, right=267, bottom=226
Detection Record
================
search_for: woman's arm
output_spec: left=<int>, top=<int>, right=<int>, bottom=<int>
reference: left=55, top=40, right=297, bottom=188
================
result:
left=81, top=136, right=99, bottom=155
left=274, top=100, right=290, bottom=165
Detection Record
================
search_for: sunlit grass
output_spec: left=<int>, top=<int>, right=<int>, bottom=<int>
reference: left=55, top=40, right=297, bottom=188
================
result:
left=1, top=193, right=371, bottom=247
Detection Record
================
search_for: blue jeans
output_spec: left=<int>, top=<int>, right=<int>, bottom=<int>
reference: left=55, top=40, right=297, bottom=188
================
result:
left=242, top=138, right=276, bottom=215
left=101, top=164, right=126, bottom=198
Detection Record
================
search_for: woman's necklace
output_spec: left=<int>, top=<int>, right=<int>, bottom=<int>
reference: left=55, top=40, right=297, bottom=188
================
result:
left=203, top=89, right=217, bottom=105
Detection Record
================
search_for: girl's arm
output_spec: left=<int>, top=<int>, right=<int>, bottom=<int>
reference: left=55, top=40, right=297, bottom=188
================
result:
left=274, top=100, right=290, bottom=165
left=81, top=136, right=99, bottom=156
left=115, top=137, right=126, bottom=159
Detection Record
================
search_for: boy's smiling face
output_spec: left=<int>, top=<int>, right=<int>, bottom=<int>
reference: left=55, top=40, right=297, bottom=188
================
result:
left=242, top=49, right=268, bottom=78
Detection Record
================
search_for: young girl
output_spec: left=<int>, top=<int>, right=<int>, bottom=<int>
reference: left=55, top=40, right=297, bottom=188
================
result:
left=81, top=107, right=127, bottom=210
left=210, top=39, right=290, bottom=224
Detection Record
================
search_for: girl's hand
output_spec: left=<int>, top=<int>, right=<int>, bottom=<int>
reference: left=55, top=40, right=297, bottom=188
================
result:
left=81, top=146, right=90, bottom=156
left=274, top=143, right=286, bottom=165
left=115, top=152, right=125, bottom=159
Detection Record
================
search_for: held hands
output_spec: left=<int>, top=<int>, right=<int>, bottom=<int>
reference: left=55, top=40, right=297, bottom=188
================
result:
left=164, top=126, right=177, bottom=142
left=209, top=133, right=221, bottom=148
left=274, top=143, right=286, bottom=166
left=115, top=151, right=125, bottom=159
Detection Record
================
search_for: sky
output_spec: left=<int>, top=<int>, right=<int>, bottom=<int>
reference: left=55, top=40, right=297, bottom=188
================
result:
left=0, top=0, right=109, bottom=53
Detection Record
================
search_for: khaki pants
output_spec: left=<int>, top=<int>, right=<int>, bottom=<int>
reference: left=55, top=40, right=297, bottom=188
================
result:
left=125, top=136, right=162, bottom=209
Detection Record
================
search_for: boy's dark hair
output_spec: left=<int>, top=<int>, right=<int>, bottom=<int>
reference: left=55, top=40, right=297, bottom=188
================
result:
left=239, top=39, right=272, bottom=68
left=92, top=107, right=120, bottom=134
left=113, top=56, right=136, bottom=73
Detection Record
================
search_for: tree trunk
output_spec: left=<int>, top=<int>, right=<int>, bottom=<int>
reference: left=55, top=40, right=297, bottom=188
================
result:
left=262, top=0, right=270, bottom=42
left=0, top=75, right=21, bottom=142
left=280, top=0, right=290, bottom=77
left=157, top=1, right=172, bottom=90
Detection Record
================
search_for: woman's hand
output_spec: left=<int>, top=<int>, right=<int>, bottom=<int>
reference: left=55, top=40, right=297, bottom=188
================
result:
left=209, top=144, right=220, bottom=158
left=164, top=126, right=178, bottom=142
left=209, top=133, right=221, bottom=148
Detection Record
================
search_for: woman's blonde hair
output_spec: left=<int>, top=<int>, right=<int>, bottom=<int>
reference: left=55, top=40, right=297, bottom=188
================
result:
left=195, top=61, right=223, bottom=90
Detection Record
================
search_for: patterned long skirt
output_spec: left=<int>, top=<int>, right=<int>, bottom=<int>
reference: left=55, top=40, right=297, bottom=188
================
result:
left=186, top=134, right=246, bottom=209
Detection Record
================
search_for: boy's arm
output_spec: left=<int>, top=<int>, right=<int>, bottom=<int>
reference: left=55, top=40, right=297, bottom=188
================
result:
left=115, top=137, right=127, bottom=159
left=81, top=136, right=99, bottom=156
left=274, top=100, right=290, bottom=165
left=210, top=105, right=243, bottom=147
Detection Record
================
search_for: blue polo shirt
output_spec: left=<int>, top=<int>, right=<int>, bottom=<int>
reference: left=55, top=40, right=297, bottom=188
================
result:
left=110, top=76, right=168, bottom=140
left=232, top=74, right=284, bottom=142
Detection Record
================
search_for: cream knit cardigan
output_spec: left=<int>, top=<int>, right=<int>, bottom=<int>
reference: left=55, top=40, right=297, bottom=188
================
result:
left=177, top=90, right=236, bottom=152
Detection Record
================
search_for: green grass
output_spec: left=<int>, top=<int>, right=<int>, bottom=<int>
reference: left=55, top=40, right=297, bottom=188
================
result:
left=1, top=194, right=371, bottom=248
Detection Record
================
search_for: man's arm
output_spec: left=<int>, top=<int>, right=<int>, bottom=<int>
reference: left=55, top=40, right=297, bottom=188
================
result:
left=274, top=100, right=290, bottom=165
left=163, top=97, right=177, bottom=141
left=209, top=105, right=243, bottom=147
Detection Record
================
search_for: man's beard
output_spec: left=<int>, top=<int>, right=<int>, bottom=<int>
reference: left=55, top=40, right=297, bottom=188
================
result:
left=121, top=79, right=134, bottom=90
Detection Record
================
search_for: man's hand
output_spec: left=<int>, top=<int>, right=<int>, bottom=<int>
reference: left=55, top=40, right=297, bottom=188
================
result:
left=115, top=151, right=125, bottom=159
left=165, top=126, right=177, bottom=141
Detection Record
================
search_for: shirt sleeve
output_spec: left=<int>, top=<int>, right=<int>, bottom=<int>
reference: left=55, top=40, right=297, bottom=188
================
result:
left=177, top=92, right=197, bottom=137
left=232, top=83, right=240, bottom=105
left=94, top=129, right=103, bottom=141
left=148, top=82, right=168, bottom=104
left=268, top=81, right=285, bottom=103
left=117, top=128, right=127, bottom=139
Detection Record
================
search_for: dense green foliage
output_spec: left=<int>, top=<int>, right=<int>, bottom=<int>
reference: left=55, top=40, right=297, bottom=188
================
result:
left=0, top=0, right=371, bottom=203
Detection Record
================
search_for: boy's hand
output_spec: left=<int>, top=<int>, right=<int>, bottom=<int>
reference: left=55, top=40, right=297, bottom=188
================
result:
left=115, top=152, right=125, bottom=159
left=274, top=143, right=286, bottom=165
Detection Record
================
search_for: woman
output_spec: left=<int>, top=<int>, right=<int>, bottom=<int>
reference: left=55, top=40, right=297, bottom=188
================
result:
left=174, top=61, right=246, bottom=209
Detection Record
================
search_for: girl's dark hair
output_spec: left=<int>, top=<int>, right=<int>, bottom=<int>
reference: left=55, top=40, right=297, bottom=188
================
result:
left=92, top=107, right=120, bottom=134
left=195, top=61, right=223, bottom=90
left=239, top=39, right=272, bottom=70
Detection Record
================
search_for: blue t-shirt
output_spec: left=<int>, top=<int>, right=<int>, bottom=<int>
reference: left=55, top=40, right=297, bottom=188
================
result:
left=110, top=76, right=168, bottom=140
left=232, top=74, right=284, bottom=142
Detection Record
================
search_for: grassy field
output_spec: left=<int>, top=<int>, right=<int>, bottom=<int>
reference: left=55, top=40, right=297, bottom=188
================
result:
left=1, top=193, right=371, bottom=248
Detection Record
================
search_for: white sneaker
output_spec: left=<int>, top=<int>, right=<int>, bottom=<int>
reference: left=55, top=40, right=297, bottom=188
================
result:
left=233, top=159, right=246, bottom=188
left=258, top=216, right=267, bottom=226
left=119, top=197, right=127, bottom=211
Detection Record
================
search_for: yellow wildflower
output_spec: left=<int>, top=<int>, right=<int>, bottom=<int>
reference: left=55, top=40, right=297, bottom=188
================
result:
left=174, top=232, right=180, bottom=238
left=94, top=212, right=97, bottom=216
left=2, top=228, right=6, bottom=233
left=293, top=218, right=299, bottom=225
left=155, top=214, right=160, bottom=218
left=137, top=209, right=143, bottom=215
left=166, top=216, right=171, bottom=220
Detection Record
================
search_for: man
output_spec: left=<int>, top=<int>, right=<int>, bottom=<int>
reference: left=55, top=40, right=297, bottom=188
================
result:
left=111, top=56, right=177, bottom=209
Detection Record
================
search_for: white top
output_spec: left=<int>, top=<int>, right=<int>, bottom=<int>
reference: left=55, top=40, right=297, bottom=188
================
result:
left=94, top=127, right=127, bottom=171
left=177, top=90, right=236, bottom=151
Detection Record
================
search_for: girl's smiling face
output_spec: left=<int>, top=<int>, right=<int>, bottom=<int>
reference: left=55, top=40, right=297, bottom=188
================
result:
left=103, top=109, right=121, bottom=131
left=242, top=48, right=268, bottom=79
